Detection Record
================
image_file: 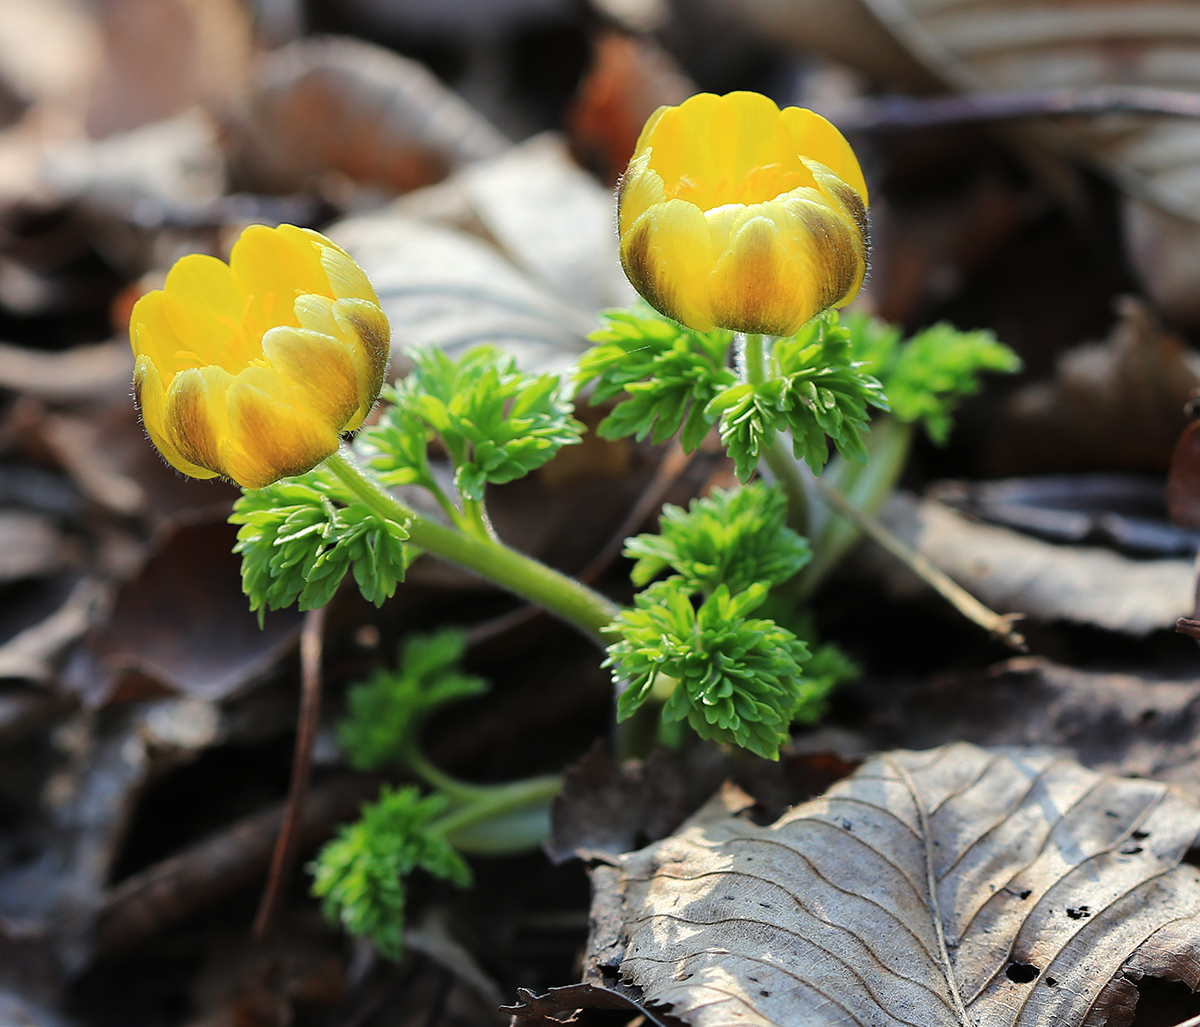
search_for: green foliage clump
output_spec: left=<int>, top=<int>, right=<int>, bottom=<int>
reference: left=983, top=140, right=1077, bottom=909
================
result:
left=575, top=304, right=736, bottom=450
left=846, top=313, right=1021, bottom=444
left=606, top=582, right=817, bottom=760
left=310, top=786, right=470, bottom=961
left=361, top=345, right=584, bottom=502
left=625, top=482, right=811, bottom=595
left=231, top=468, right=409, bottom=616
left=709, top=314, right=888, bottom=480
left=339, top=630, right=486, bottom=771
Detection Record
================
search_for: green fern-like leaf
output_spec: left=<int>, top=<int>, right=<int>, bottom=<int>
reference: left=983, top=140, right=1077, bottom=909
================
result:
left=339, top=630, right=487, bottom=771
left=310, top=785, right=470, bottom=960
left=625, top=482, right=811, bottom=595
left=576, top=305, right=737, bottom=451
left=361, top=345, right=584, bottom=503
left=605, top=581, right=815, bottom=760
left=231, top=466, right=409, bottom=616
left=846, top=313, right=1021, bottom=444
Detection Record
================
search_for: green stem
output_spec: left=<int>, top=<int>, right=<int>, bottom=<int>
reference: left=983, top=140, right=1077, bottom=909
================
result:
left=432, top=773, right=562, bottom=854
left=407, top=750, right=490, bottom=803
left=324, top=447, right=620, bottom=644
left=793, top=416, right=914, bottom=600
left=742, top=333, right=810, bottom=536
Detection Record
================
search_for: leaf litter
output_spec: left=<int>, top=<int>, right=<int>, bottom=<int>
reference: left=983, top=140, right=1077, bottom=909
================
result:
left=530, top=743, right=1200, bottom=1027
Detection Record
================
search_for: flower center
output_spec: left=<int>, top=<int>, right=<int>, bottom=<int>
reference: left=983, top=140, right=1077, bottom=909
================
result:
left=664, top=162, right=814, bottom=212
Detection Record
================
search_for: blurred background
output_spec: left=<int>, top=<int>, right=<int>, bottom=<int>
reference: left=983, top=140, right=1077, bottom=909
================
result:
left=2, top=1, right=1200, bottom=1025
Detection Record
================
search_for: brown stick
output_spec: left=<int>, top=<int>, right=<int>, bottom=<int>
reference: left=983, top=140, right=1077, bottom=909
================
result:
left=96, top=773, right=376, bottom=953
left=814, top=479, right=1028, bottom=652
left=253, top=604, right=329, bottom=942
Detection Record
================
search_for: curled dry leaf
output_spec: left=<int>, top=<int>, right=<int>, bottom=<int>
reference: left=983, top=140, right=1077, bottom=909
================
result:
left=992, top=297, right=1200, bottom=476
left=552, top=743, right=1200, bottom=1027
left=228, top=35, right=508, bottom=195
left=863, top=491, right=1193, bottom=636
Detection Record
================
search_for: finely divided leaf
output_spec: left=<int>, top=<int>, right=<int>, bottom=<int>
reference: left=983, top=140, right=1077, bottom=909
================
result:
left=576, top=306, right=736, bottom=450
left=848, top=313, right=1021, bottom=444
left=603, top=742, right=1200, bottom=1027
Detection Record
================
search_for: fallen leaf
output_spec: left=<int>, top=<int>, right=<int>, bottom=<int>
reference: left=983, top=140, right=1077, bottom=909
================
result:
left=0, top=339, right=131, bottom=402
left=0, top=511, right=70, bottom=583
left=84, top=0, right=251, bottom=138
left=456, top=133, right=634, bottom=312
left=62, top=516, right=302, bottom=707
left=328, top=212, right=596, bottom=378
left=228, top=35, right=508, bottom=195
left=862, top=490, right=1193, bottom=635
left=930, top=474, right=1197, bottom=558
left=561, top=743, right=1200, bottom=1027
left=992, top=297, right=1200, bottom=475
left=0, top=576, right=103, bottom=684
left=854, top=657, right=1200, bottom=792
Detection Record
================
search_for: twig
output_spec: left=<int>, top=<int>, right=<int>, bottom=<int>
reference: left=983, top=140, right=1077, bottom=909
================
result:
left=814, top=478, right=1027, bottom=652
left=1176, top=617, right=1200, bottom=640
left=95, top=773, right=376, bottom=953
left=828, top=85, right=1200, bottom=134
left=253, top=604, right=329, bottom=942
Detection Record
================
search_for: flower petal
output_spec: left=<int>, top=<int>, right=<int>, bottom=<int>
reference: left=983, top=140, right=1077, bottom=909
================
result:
left=332, top=297, right=391, bottom=428
left=163, top=365, right=232, bottom=475
left=221, top=368, right=341, bottom=489
left=261, top=325, right=361, bottom=428
left=133, top=355, right=217, bottom=479
left=620, top=199, right=715, bottom=330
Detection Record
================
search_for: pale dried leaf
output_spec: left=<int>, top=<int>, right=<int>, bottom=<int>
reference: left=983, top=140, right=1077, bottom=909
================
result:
left=605, top=743, right=1200, bottom=1027
left=864, top=491, right=1192, bottom=635
left=0, top=339, right=131, bottom=401
left=328, top=213, right=595, bottom=377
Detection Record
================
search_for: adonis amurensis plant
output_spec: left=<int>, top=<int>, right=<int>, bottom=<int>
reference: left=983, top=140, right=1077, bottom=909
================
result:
left=127, top=91, right=1020, bottom=957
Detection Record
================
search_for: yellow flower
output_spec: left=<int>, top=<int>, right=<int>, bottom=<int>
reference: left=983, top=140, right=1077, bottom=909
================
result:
left=130, top=224, right=390, bottom=489
left=617, top=91, right=869, bottom=337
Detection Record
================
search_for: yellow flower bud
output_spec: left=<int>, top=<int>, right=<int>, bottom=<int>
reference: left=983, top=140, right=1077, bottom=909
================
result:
left=130, top=224, right=390, bottom=489
left=617, top=91, right=869, bottom=337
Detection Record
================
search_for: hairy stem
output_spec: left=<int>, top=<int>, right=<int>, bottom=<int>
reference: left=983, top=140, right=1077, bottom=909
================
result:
left=793, top=416, right=914, bottom=600
left=324, top=447, right=619, bottom=644
left=741, top=332, right=810, bottom=535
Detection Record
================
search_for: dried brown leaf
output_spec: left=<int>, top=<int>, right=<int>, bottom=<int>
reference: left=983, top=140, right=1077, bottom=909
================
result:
left=993, top=297, right=1200, bottom=475
left=586, top=743, right=1200, bottom=1027
left=63, top=517, right=301, bottom=707
left=229, top=35, right=508, bottom=195
left=863, top=491, right=1193, bottom=635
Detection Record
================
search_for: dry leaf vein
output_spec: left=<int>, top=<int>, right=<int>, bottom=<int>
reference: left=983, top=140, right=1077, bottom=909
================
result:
left=627, top=948, right=939, bottom=1027
left=628, top=914, right=956, bottom=1018
left=628, top=858, right=938, bottom=963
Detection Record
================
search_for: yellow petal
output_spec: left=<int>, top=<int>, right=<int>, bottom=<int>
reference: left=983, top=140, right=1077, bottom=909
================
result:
left=332, top=297, right=391, bottom=428
left=133, top=355, right=217, bottom=479
left=163, top=366, right=232, bottom=475
left=620, top=199, right=716, bottom=330
left=781, top=108, right=868, bottom=208
left=706, top=211, right=806, bottom=336
left=261, top=325, right=361, bottom=428
left=617, top=152, right=666, bottom=237
left=286, top=226, right=380, bottom=304
left=221, top=369, right=340, bottom=489
left=130, top=291, right=187, bottom=387
left=230, top=224, right=329, bottom=338
left=160, top=253, right=242, bottom=368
